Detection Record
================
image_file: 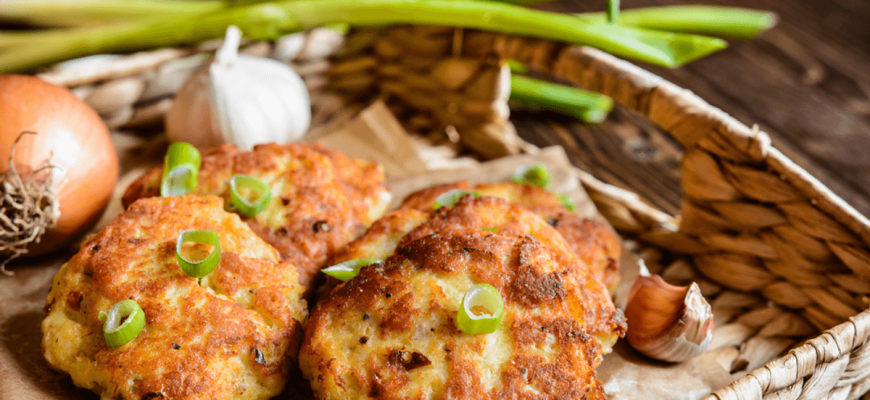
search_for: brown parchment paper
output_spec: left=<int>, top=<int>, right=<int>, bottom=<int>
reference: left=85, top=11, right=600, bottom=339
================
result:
left=0, top=132, right=736, bottom=399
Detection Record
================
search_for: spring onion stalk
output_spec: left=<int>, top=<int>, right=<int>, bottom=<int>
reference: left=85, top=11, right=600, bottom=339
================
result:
left=510, top=75, right=614, bottom=123
left=578, top=6, right=777, bottom=40
left=229, top=174, right=272, bottom=218
left=0, top=0, right=563, bottom=28
left=99, top=299, right=146, bottom=348
left=481, top=227, right=499, bottom=232
left=433, top=190, right=481, bottom=210
left=0, top=0, right=728, bottom=73
left=512, top=164, right=550, bottom=188
left=607, top=0, right=619, bottom=25
left=322, top=259, right=382, bottom=281
left=457, top=284, right=504, bottom=335
left=161, top=142, right=201, bottom=197
left=0, top=0, right=222, bottom=28
left=176, top=230, right=221, bottom=279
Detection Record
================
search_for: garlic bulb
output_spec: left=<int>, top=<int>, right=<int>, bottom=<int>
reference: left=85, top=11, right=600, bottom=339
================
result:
left=624, top=262, right=714, bottom=362
left=166, top=26, right=311, bottom=150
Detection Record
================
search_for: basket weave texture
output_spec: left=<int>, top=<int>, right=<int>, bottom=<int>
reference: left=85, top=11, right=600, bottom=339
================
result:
left=536, top=45, right=870, bottom=399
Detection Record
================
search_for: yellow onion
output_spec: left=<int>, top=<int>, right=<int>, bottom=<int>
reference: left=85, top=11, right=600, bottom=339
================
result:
left=0, top=75, right=118, bottom=271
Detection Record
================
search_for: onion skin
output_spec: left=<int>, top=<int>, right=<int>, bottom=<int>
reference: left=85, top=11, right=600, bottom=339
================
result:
left=0, top=75, right=118, bottom=257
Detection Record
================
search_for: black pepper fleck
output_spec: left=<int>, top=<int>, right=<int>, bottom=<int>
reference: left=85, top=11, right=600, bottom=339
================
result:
left=362, top=314, right=370, bottom=321
left=359, top=336, right=369, bottom=344
left=172, top=343, right=181, bottom=350
left=547, top=217, right=560, bottom=227
left=385, top=292, right=392, bottom=298
left=142, top=393, right=164, bottom=400
left=91, top=245, right=101, bottom=252
left=521, top=368, right=527, bottom=374
left=280, top=197, right=291, bottom=206
left=312, top=220, right=330, bottom=233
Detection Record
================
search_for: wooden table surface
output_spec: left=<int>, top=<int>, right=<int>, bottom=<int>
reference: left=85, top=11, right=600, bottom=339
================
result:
left=517, top=0, right=870, bottom=219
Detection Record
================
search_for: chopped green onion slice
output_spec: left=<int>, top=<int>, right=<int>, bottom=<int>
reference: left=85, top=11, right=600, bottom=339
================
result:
left=555, top=193, right=576, bottom=212
left=322, top=258, right=382, bottom=282
left=511, top=164, right=551, bottom=188
left=101, top=299, right=146, bottom=348
left=176, top=230, right=221, bottom=279
left=481, top=227, right=499, bottom=232
left=229, top=174, right=271, bottom=218
left=457, top=284, right=504, bottom=335
left=161, top=142, right=201, bottom=197
left=433, top=190, right=481, bottom=210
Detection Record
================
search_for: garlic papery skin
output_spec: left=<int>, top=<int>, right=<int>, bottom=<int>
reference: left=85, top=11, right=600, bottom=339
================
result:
left=166, top=25, right=310, bottom=150
left=624, top=262, right=714, bottom=362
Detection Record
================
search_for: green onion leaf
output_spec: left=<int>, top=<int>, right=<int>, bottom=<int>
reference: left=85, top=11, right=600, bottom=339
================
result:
left=509, top=75, right=614, bottom=123
left=555, top=193, right=576, bottom=212
left=481, top=227, right=499, bottom=232
left=607, top=0, right=619, bottom=25
left=161, top=142, right=201, bottom=197
left=322, top=258, right=382, bottom=282
left=229, top=174, right=271, bottom=218
left=176, top=229, right=221, bottom=279
left=578, top=6, right=777, bottom=40
left=506, top=59, right=529, bottom=75
left=101, top=299, right=146, bottom=348
left=457, top=283, right=504, bottom=335
left=511, top=163, right=551, bottom=188
left=433, top=190, right=481, bottom=210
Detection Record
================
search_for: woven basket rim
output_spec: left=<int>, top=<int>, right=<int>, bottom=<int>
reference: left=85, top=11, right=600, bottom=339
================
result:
left=567, top=46, right=870, bottom=399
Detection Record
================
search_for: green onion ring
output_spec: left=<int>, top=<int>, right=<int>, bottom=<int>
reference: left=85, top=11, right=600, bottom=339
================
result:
left=161, top=142, right=202, bottom=197
left=322, top=258, right=382, bottom=282
left=229, top=174, right=272, bottom=218
left=511, top=164, right=551, bottom=188
left=176, top=229, right=221, bottom=279
left=457, top=284, right=504, bottom=335
left=99, top=299, right=146, bottom=348
left=433, top=190, right=481, bottom=210
left=555, top=193, right=576, bottom=212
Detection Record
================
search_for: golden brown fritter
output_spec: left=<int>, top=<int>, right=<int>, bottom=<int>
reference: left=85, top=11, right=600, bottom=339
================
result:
left=301, top=216, right=617, bottom=399
left=42, top=196, right=307, bottom=400
left=328, top=195, right=624, bottom=343
left=399, top=181, right=622, bottom=289
left=122, top=143, right=391, bottom=292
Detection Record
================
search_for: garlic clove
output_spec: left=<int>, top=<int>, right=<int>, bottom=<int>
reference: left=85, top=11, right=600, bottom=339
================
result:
left=624, top=262, right=714, bottom=362
left=166, top=26, right=311, bottom=150
left=166, top=68, right=224, bottom=149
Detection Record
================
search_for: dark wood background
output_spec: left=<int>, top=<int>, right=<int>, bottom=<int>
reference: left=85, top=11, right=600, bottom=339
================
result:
left=515, top=0, right=870, bottom=218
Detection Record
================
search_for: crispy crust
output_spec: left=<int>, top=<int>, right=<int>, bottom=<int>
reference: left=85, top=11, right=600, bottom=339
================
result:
left=303, top=196, right=625, bottom=399
left=42, top=196, right=307, bottom=400
left=301, top=226, right=609, bottom=399
left=121, top=143, right=390, bottom=292
left=399, top=181, right=622, bottom=289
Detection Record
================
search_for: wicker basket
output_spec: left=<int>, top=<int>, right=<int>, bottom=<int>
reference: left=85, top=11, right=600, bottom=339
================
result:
left=41, top=27, right=870, bottom=400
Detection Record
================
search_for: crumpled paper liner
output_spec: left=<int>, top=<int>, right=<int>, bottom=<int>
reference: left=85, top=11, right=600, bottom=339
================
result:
left=0, top=128, right=737, bottom=400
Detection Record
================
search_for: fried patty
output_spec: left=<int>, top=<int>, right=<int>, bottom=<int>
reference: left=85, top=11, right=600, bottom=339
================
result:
left=399, top=181, right=621, bottom=290
left=122, top=143, right=391, bottom=292
left=42, top=196, right=307, bottom=400
left=302, top=196, right=626, bottom=399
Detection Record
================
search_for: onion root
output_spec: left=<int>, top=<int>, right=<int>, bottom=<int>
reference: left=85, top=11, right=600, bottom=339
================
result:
left=0, top=131, right=62, bottom=275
